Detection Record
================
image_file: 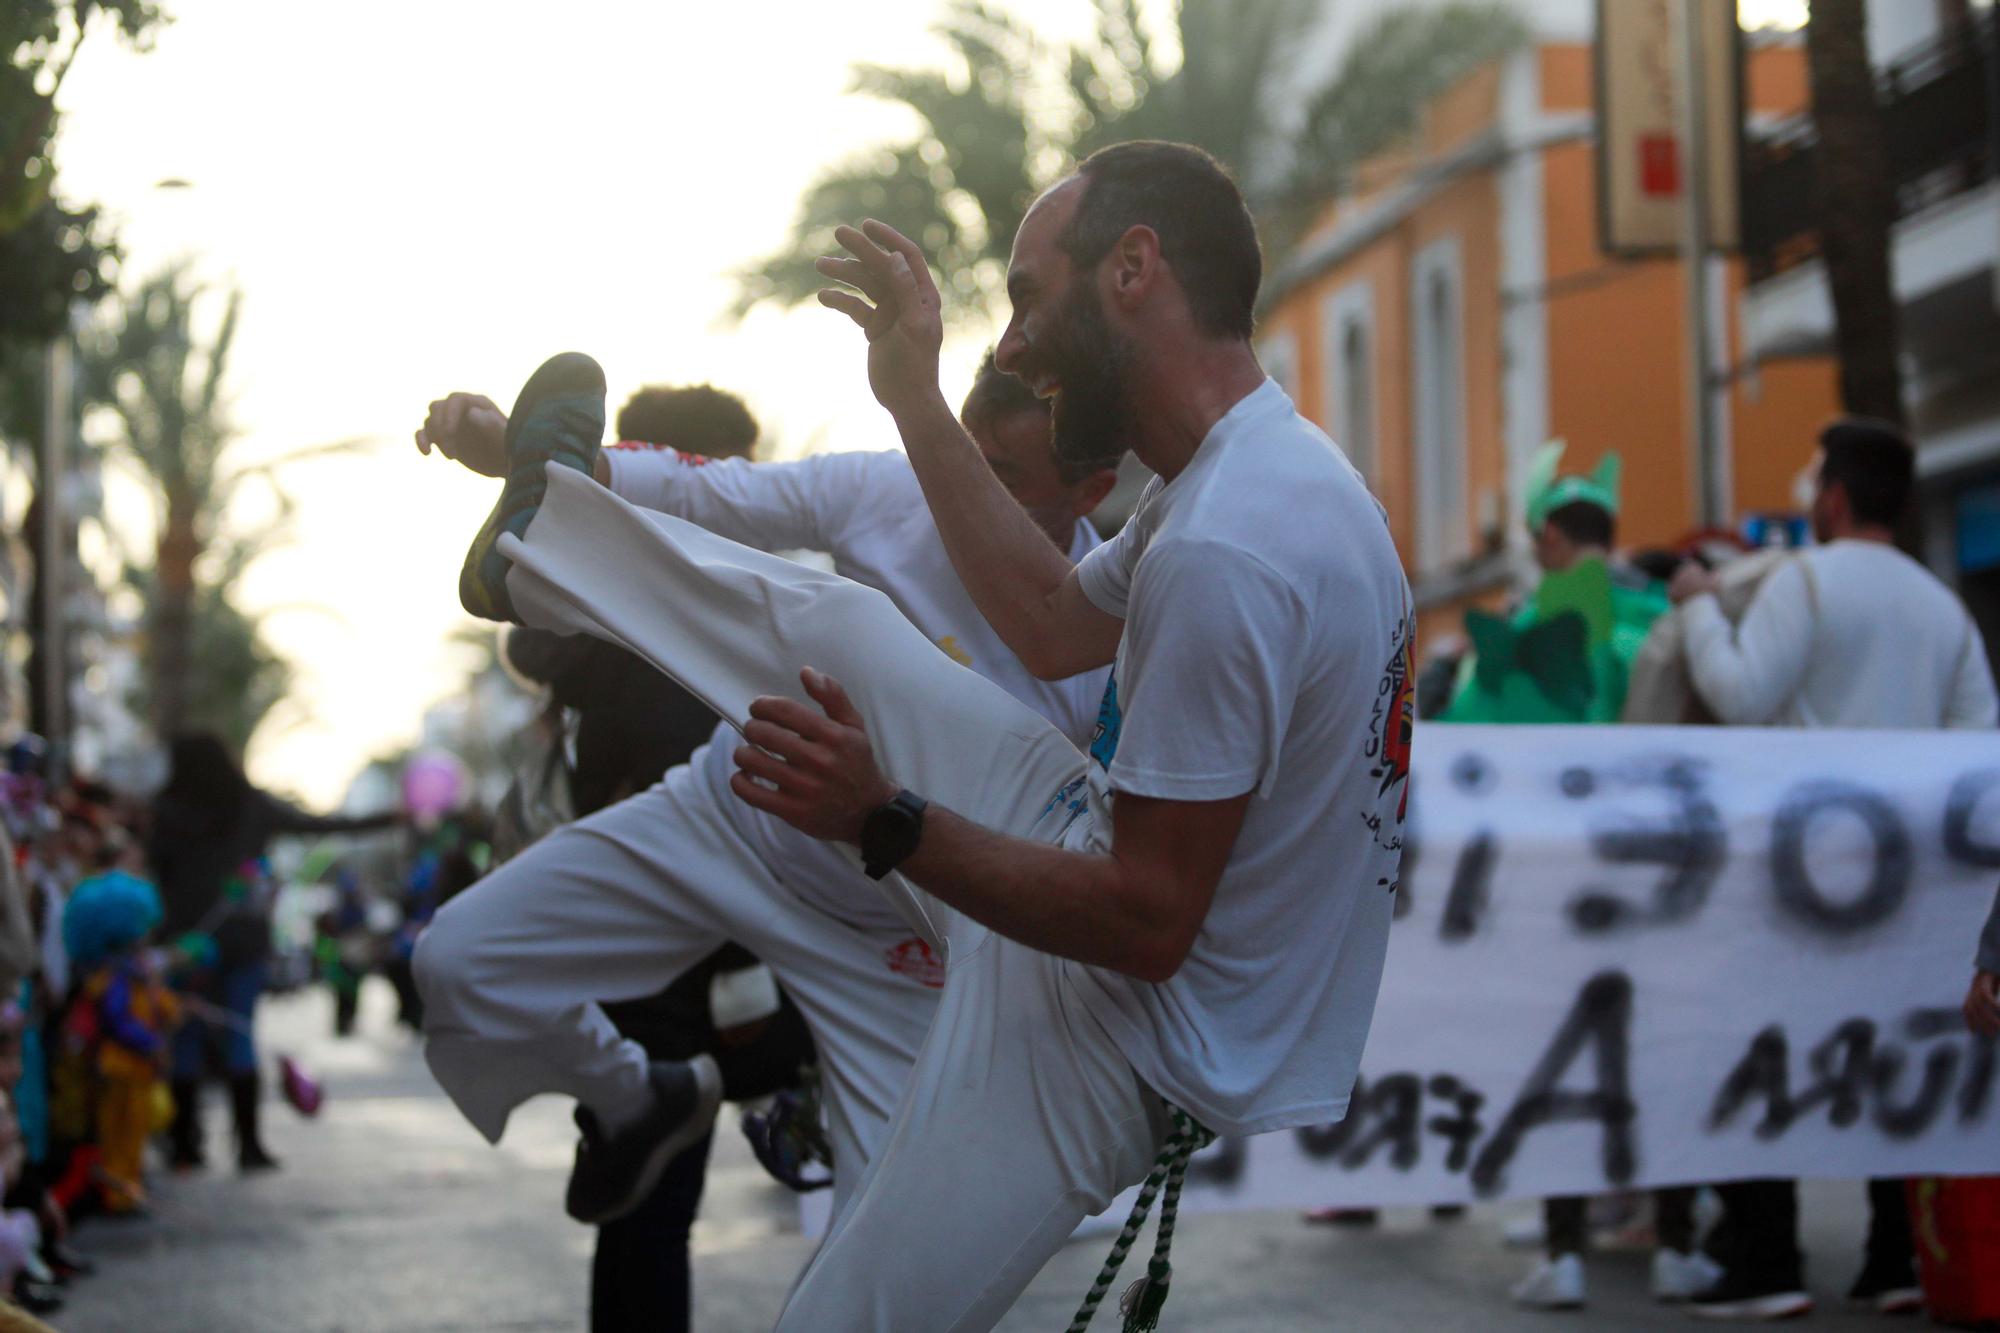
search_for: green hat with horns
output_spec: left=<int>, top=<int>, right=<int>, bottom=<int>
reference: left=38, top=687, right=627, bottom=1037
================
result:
left=1524, top=439, right=1621, bottom=534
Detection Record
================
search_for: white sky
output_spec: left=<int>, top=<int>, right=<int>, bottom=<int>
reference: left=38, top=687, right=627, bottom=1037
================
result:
left=52, top=0, right=1805, bottom=806
left=53, top=0, right=1120, bottom=805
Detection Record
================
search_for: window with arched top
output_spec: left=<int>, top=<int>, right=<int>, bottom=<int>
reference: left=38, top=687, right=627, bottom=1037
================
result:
left=1318, top=279, right=1377, bottom=490
left=1341, top=322, right=1375, bottom=484
left=1412, top=239, right=1468, bottom=571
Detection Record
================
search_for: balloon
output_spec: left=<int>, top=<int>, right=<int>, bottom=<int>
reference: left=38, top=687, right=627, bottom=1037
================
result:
left=401, top=751, right=466, bottom=820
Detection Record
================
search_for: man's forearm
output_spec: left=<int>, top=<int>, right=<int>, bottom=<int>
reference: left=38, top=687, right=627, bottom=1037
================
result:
left=898, top=803, right=1182, bottom=982
left=891, top=394, right=1081, bottom=671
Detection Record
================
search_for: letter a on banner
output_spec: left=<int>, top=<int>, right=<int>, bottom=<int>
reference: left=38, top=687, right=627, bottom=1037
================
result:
left=1471, top=971, right=1637, bottom=1196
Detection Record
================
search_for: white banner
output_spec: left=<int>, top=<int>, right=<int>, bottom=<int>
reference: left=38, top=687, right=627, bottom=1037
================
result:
left=1140, top=724, right=2000, bottom=1220
left=803, top=724, right=2000, bottom=1237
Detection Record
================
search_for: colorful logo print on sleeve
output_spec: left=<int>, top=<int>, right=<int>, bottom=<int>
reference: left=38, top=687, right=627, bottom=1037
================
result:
left=1088, top=672, right=1122, bottom=772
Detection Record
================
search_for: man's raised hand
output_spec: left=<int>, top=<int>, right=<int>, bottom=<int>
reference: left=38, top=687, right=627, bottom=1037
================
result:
left=815, top=220, right=947, bottom=422
left=415, top=392, right=508, bottom=478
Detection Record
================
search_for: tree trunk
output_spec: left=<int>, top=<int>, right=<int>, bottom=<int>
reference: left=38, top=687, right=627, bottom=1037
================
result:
left=23, top=487, right=61, bottom=746
left=1805, top=0, right=1905, bottom=426
left=152, top=489, right=201, bottom=741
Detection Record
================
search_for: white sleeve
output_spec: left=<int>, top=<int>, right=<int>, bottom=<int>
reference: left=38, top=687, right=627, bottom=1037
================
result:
left=1074, top=526, right=1137, bottom=618
left=1107, top=538, right=1307, bottom=802
left=1945, top=614, right=2000, bottom=730
left=1682, top=559, right=1817, bottom=724
left=1074, top=480, right=1159, bottom=618
left=600, top=448, right=884, bottom=553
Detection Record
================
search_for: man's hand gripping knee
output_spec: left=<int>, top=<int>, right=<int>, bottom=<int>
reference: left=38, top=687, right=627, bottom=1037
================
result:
left=730, top=668, right=899, bottom=845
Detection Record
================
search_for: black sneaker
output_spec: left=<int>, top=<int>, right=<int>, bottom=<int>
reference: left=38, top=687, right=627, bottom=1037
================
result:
left=564, top=1058, right=721, bottom=1226
left=1848, top=1257, right=1923, bottom=1315
left=457, top=351, right=606, bottom=622
left=43, top=1240, right=94, bottom=1281
left=741, top=1086, right=833, bottom=1194
left=14, top=1275, right=63, bottom=1315
left=1690, top=1268, right=1814, bottom=1321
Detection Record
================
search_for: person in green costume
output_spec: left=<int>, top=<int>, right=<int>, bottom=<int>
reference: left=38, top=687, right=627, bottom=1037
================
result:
left=1437, top=445, right=1713, bottom=1310
left=1440, top=441, right=1669, bottom=726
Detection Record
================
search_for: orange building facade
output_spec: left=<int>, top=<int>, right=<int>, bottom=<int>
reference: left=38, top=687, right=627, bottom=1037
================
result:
left=1256, top=38, right=1842, bottom=654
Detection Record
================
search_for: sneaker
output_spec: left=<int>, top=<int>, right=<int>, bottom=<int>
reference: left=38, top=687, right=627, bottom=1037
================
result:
left=14, top=1275, right=63, bottom=1315
left=43, top=1241, right=94, bottom=1281
left=237, top=1144, right=281, bottom=1173
left=1653, top=1248, right=1726, bottom=1303
left=1870, top=1287, right=1923, bottom=1316
left=740, top=1087, right=834, bottom=1194
left=1690, top=1270, right=1814, bottom=1321
left=1512, top=1253, right=1587, bottom=1310
left=1303, top=1207, right=1379, bottom=1227
left=458, top=351, right=606, bottom=622
left=1848, top=1258, right=1922, bottom=1315
left=564, top=1057, right=721, bottom=1226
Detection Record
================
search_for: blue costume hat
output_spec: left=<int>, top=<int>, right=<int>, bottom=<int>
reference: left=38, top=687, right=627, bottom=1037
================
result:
left=62, top=870, right=163, bottom=972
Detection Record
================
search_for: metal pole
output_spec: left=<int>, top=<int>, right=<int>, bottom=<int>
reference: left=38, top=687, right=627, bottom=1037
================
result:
left=38, top=336, right=69, bottom=779
left=1676, top=0, right=1727, bottom=529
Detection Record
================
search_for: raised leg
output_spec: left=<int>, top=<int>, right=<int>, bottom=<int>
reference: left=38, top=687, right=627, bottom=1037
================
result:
left=500, top=465, right=1092, bottom=947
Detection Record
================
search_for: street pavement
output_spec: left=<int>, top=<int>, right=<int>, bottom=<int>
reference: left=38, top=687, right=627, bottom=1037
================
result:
left=53, top=983, right=1900, bottom=1332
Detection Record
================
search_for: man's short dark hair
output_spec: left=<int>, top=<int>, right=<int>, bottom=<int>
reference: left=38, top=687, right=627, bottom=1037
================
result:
left=1060, top=141, right=1262, bottom=341
left=962, top=349, right=1120, bottom=486
left=1544, top=499, right=1615, bottom=549
left=961, top=348, right=1045, bottom=440
left=1818, top=415, right=1913, bottom=527
left=616, top=384, right=759, bottom=459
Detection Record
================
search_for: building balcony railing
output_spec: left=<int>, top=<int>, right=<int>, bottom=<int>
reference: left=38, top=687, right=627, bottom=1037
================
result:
left=1741, top=12, right=1999, bottom=284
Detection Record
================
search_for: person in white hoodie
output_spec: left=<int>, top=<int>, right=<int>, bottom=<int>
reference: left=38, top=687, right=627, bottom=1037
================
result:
left=1670, top=415, right=1998, bottom=1321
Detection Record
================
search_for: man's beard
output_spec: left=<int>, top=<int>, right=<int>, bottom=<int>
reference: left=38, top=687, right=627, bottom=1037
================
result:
left=1046, top=282, right=1137, bottom=471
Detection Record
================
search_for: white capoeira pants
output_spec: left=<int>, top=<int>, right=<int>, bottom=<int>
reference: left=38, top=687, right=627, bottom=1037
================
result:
left=419, top=467, right=1169, bottom=1330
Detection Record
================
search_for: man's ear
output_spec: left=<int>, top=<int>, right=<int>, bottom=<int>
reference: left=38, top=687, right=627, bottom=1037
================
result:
left=1106, top=224, right=1162, bottom=309
left=1072, top=466, right=1122, bottom=519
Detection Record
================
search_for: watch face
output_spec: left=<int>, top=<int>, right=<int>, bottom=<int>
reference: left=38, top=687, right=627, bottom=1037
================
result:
left=867, top=805, right=917, bottom=852
left=863, top=792, right=925, bottom=876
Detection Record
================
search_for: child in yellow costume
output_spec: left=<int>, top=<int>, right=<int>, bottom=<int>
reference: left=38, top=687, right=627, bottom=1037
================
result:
left=62, top=870, right=178, bottom=1214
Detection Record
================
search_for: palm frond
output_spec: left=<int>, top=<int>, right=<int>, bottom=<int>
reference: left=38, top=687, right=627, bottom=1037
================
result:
left=740, top=0, right=1524, bottom=319
left=194, top=285, right=240, bottom=424
left=730, top=144, right=988, bottom=320
left=1279, top=2, right=1528, bottom=219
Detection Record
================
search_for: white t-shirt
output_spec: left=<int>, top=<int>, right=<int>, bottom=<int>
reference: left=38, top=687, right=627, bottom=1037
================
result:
left=1066, top=379, right=1415, bottom=1137
left=603, top=445, right=1109, bottom=922
left=1682, top=539, right=1997, bottom=730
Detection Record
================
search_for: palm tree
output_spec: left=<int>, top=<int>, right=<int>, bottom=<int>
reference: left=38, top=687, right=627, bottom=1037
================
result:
left=118, top=560, right=292, bottom=756
left=1802, top=0, right=1903, bottom=425
left=80, top=264, right=358, bottom=745
left=731, top=0, right=1052, bottom=322
left=735, top=0, right=1526, bottom=321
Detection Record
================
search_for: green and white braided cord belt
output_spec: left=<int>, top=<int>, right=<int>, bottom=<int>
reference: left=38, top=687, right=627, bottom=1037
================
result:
left=1066, top=1105, right=1215, bottom=1333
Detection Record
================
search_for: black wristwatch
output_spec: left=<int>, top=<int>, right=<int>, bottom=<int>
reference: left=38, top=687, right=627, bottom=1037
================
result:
left=860, top=789, right=929, bottom=880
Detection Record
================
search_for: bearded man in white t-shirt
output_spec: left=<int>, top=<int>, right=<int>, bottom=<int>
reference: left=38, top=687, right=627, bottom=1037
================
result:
left=420, top=140, right=1409, bottom=1330
left=715, top=140, right=1415, bottom=1328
